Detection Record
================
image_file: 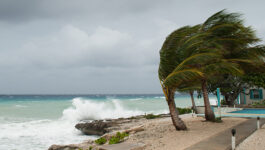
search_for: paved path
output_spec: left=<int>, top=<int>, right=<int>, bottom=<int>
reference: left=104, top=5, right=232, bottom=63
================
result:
left=236, top=124, right=265, bottom=150
left=185, top=118, right=265, bottom=150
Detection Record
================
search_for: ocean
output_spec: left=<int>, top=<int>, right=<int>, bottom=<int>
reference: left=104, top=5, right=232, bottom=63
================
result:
left=0, top=94, right=217, bottom=150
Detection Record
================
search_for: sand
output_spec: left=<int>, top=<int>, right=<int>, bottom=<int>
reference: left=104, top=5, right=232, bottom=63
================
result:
left=124, top=114, right=247, bottom=150
left=236, top=124, right=265, bottom=150
left=49, top=114, right=248, bottom=150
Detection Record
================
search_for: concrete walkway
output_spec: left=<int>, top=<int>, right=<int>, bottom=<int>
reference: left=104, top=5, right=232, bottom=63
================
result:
left=236, top=124, right=265, bottom=150
left=185, top=118, right=265, bottom=150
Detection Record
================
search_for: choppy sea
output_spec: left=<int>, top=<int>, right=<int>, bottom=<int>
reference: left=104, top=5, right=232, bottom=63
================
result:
left=0, top=94, right=217, bottom=150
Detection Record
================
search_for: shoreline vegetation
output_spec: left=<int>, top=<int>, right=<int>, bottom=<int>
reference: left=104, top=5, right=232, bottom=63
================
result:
left=48, top=113, right=248, bottom=150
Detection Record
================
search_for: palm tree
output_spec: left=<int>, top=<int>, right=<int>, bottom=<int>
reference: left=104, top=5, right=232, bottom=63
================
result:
left=189, top=90, right=197, bottom=114
left=159, top=25, right=203, bottom=130
left=203, top=10, right=265, bottom=106
left=159, top=10, right=250, bottom=123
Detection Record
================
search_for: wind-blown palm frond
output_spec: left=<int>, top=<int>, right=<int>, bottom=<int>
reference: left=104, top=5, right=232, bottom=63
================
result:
left=202, top=60, right=243, bottom=77
left=163, top=69, right=203, bottom=87
left=172, top=52, right=221, bottom=72
left=159, top=25, right=202, bottom=82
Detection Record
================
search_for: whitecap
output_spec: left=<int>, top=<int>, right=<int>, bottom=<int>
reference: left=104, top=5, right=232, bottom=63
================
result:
left=61, top=97, right=144, bottom=121
left=128, top=98, right=143, bottom=101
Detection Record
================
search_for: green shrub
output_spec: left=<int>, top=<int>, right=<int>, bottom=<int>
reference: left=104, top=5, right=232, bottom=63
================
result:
left=145, top=114, right=161, bottom=119
left=221, top=99, right=227, bottom=105
left=109, top=136, right=120, bottom=145
left=95, top=137, right=107, bottom=145
left=252, top=100, right=265, bottom=106
left=177, top=108, right=192, bottom=115
left=89, top=146, right=93, bottom=150
left=129, top=116, right=137, bottom=119
left=109, top=132, right=129, bottom=145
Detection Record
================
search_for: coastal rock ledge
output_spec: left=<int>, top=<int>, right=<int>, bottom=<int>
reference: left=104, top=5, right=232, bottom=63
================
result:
left=49, top=114, right=170, bottom=150
left=75, top=115, right=156, bottom=136
left=75, top=120, right=115, bottom=136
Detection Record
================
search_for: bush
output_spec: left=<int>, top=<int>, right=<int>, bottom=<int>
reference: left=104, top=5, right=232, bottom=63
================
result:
left=252, top=100, right=265, bottom=106
left=109, top=132, right=129, bottom=145
left=95, top=137, right=107, bottom=145
left=89, top=146, right=93, bottom=150
left=145, top=114, right=161, bottom=119
left=177, top=108, right=192, bottom=115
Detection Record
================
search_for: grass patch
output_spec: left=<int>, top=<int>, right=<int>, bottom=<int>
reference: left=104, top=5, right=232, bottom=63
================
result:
left=128, top=116, right=137, bottom=119
left=95, top=137, right=107, bottom=145
left=177, top=107, right=192, bottom=115
left=109, top=132, right=129, bottom=145
left=144, top=114, right=161, bottom=119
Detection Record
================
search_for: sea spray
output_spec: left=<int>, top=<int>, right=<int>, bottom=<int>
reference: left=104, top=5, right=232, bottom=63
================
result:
left=62, top=97, right=144, bottom=121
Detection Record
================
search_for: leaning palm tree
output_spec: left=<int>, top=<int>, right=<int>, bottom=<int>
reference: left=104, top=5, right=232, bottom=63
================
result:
left=159, top=25, right=203, bottom=130
left=160, top=10, right=250, bottom=123
left=200, top=9, right=265, bottom=109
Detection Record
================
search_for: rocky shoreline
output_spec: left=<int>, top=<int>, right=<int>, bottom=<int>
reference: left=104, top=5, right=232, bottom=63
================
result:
left=48, top=114, right=248, bottom=150
left=48, top=114, right=170, bottom=150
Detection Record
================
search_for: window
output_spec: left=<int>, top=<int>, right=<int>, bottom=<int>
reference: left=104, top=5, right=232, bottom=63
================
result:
left=250, top=89, right=263, bottom=100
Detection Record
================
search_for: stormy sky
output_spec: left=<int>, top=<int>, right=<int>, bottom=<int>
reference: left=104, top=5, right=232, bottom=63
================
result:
left=0, top=0, right=265, bottom=94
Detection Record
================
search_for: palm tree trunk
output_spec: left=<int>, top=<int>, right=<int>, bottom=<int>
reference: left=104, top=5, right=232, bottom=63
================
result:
left=201, top=80, right=215, bottom=121
left=166, top=89, right=187, bottom=130
left=189, top=90, right=198, bottom=114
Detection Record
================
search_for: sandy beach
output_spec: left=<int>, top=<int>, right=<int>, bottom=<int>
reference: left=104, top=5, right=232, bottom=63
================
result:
left=48, top=114, right=248, bottom=150
left=124, top=115, right=247, bottom=150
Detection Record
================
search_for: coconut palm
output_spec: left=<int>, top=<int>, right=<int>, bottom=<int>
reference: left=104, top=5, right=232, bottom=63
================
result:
left=203, top=10, right=265, bottom=106
left=159, top=10, right=252, bottom=123
left=159, top=25, right=204, bottom=130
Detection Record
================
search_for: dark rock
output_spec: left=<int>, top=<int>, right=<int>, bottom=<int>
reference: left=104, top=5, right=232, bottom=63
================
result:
left=75, top=120, right=115, bottom=136
left=48, top=144, right=80, bottom=150
left=75, top=113, right=170, bottom=136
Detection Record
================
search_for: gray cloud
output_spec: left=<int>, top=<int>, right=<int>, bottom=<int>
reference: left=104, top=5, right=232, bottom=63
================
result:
left=0, top=0, right=265, bottom=94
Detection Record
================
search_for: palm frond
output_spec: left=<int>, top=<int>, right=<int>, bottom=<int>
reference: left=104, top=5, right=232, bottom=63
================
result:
left=163, top=69, right=204, bottom=87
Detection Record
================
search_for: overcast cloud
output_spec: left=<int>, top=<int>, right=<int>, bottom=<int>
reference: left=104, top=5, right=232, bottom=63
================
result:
left=0, top=0, right=265, bottom=94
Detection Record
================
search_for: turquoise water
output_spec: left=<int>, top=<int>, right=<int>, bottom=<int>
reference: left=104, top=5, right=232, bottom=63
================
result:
left=0, top=94, right=216, bottom=150
left=230, top=109, right=265, bottom=114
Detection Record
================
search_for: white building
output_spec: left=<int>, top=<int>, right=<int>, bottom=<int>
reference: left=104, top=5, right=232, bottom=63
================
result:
left=239, top=88, right=265, bottom=104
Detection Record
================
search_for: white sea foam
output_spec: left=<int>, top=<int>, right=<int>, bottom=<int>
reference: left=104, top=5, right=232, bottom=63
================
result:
left=0, top=118, right=92, bottom=150
left=128, top=98, right=143, bottom=101
left=62, top=97, right=144, bottom=121
left=0, top=98, right=146, bottom=149
left=14, top=104, right=27, bottom=108
left=154, top=96, right=165, bottom=99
